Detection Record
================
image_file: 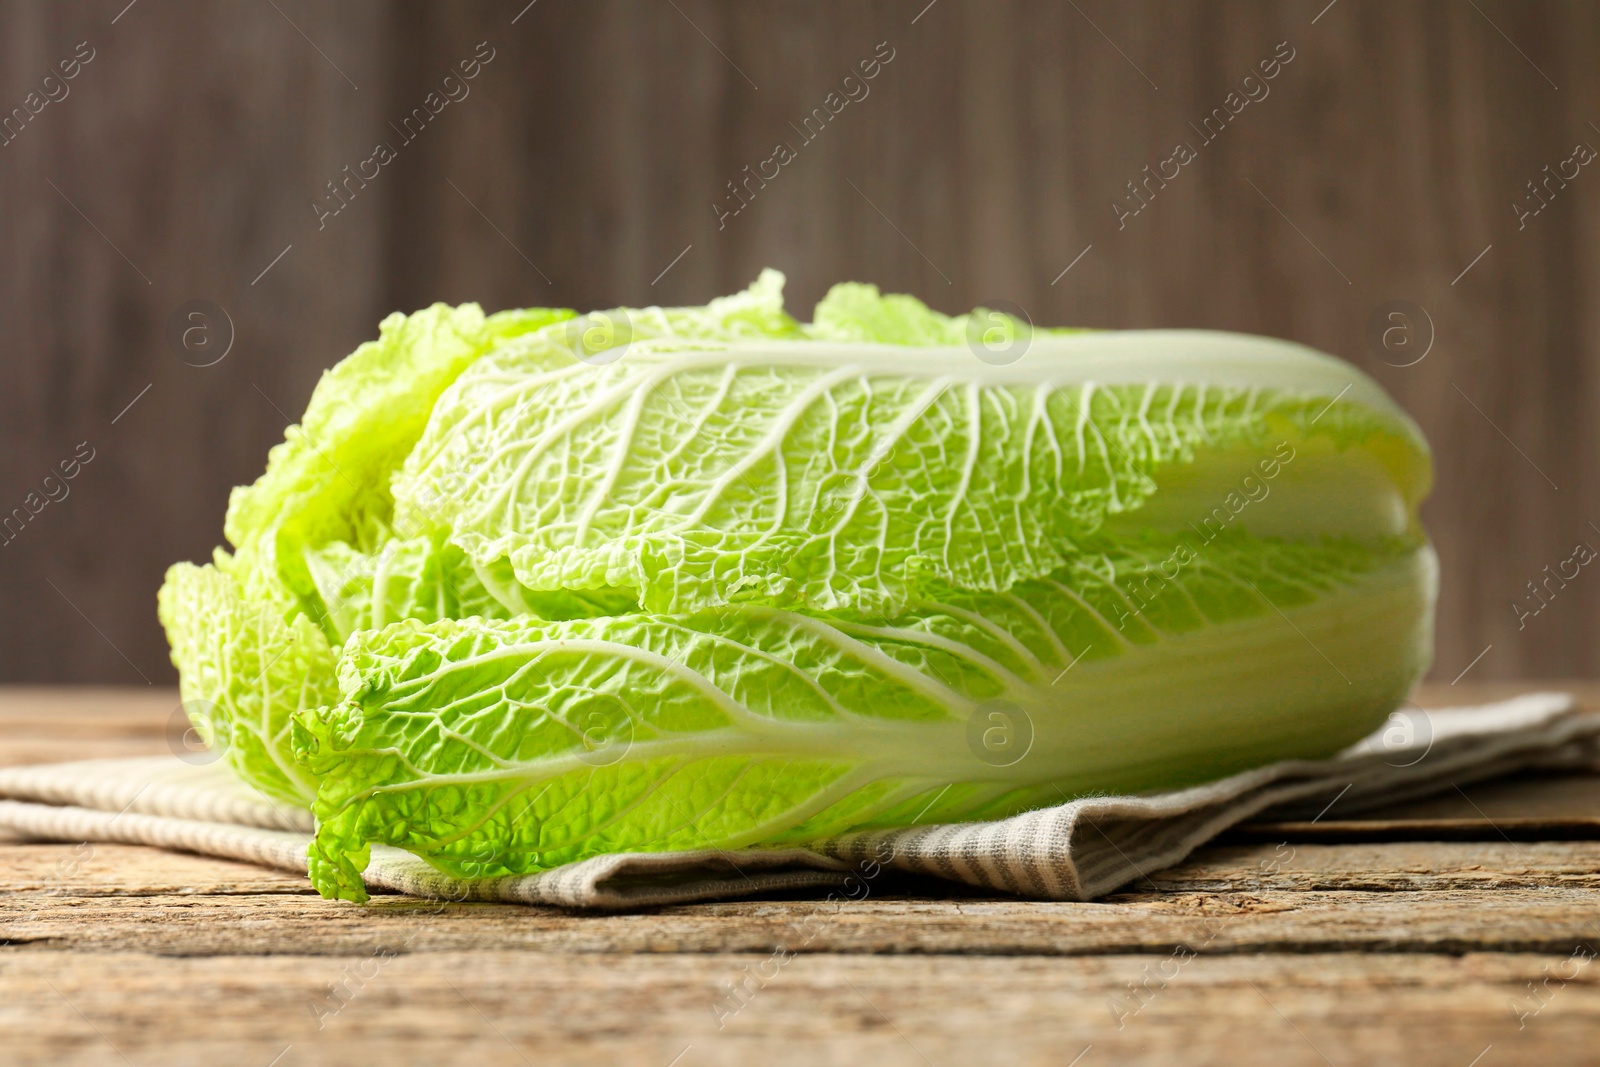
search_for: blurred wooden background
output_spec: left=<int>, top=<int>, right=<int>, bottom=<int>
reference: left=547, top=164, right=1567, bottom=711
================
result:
left=1, top=0, right=1595, bottom=684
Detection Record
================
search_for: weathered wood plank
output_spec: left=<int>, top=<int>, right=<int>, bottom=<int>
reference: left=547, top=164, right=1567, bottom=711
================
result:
left=0, top=687, right=174, bottom=766
left=1341, top=768, right=1600, bottom=820
left=1145, top=840, right=1600, bottom=892
left=1233, top=815, right=1600, bottom=843
left=0, top=843, right=310, bottom=895
left=4, top=882, right=1598, bottom=958
left=1, top=950, right=1594, bottom=1067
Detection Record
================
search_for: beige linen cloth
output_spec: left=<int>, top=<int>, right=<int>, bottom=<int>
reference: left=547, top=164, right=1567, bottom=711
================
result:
left=1, top=692, right=1595, bottom=910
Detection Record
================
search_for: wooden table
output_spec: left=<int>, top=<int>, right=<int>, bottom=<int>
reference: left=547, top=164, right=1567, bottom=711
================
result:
left=3, top=684, right=1597, bottom=1066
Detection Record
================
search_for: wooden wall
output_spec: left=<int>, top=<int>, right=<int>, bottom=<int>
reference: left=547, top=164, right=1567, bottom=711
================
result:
left=2, top=0, right=1596, bottom=683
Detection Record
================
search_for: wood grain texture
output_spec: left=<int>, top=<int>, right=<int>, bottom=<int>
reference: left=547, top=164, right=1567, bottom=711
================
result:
left=0, top=686, right=178, bottom=765
left=0, top=0, right=393, bottom=684
left=11, top=883, right=1600, bottom=959
left=1, top=686, right=1598, bottom=1062
left=3, top=951, right=1592, bottom=1067
left=0, top=1, right=1598, bottom=684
